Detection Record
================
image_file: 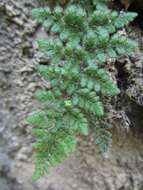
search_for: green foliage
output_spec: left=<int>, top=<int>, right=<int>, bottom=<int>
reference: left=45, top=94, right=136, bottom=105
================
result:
left=28, top=0, right=137, bottom=179
left=32, top=128, right=76, bottom=180
left=93, top=120, right=112, bottom=152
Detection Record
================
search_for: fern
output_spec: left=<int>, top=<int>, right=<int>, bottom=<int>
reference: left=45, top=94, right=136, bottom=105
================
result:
left=27, top=0, right=137, bottom=179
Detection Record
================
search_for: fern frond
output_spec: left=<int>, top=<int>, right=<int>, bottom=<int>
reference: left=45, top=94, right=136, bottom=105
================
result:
left=28, top=0, right=138, bottom=179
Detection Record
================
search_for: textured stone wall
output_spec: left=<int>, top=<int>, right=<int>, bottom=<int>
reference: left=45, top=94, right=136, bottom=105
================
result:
left=0, top=1, right=143, bottom=190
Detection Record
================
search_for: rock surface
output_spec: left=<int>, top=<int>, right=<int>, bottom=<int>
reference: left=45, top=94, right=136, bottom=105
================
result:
left=0, top=1, right=143, bottom=190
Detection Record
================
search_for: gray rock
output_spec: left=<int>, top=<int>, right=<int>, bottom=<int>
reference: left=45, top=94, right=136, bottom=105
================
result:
left=0, top=1, right=143, bottom=190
